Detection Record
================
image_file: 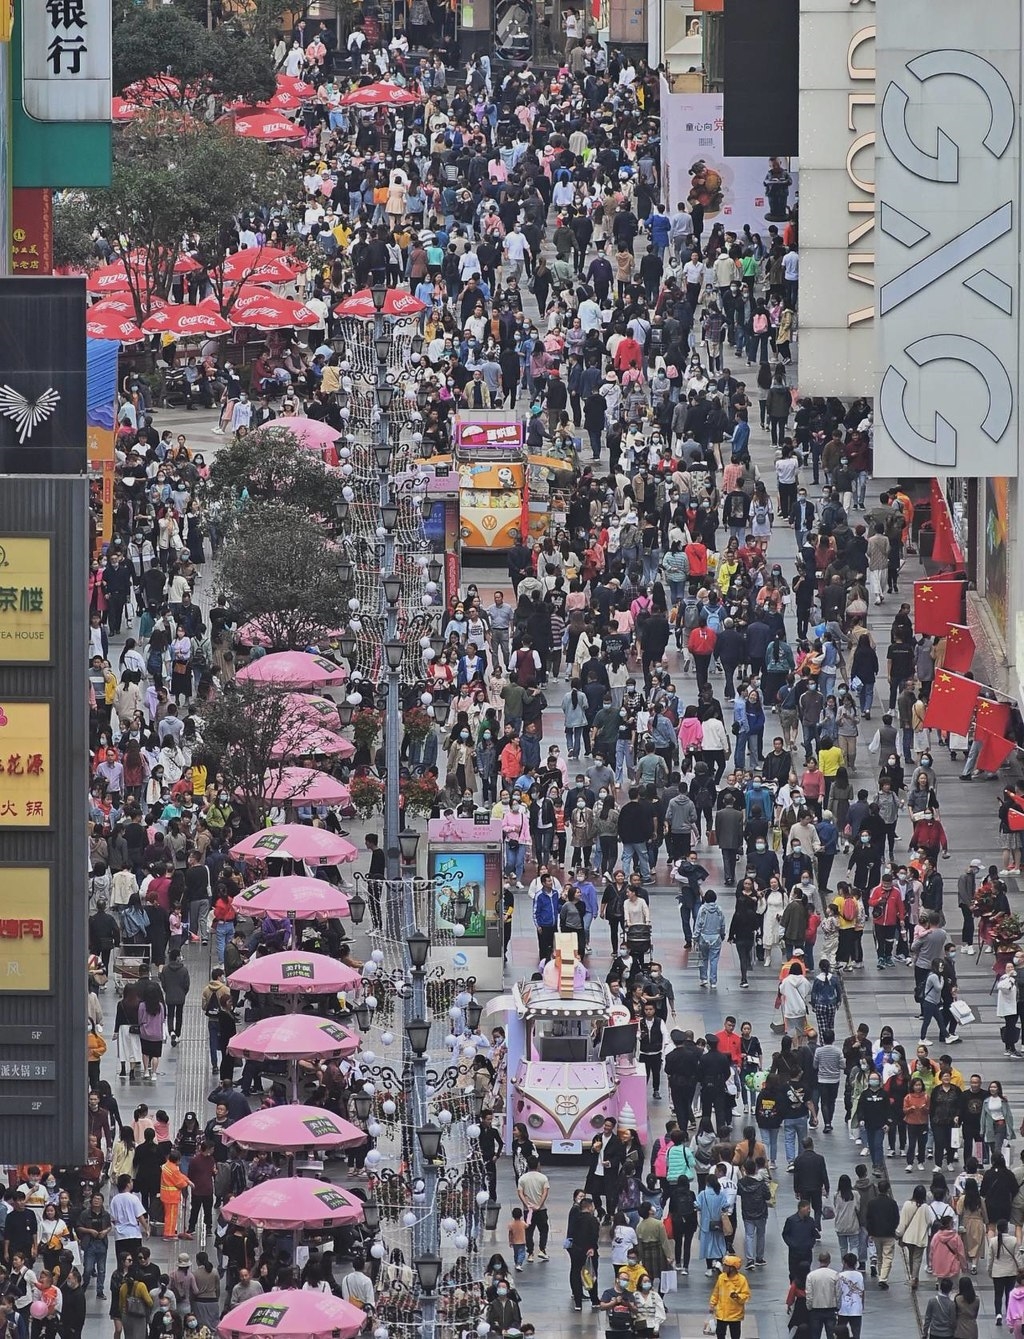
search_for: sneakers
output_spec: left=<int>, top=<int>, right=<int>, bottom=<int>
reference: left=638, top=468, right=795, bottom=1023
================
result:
left=823, top=1125, right=833, bottom=1134
left=527, top=1255, right=534, bottom=1264
left=515, top=1265, right=523, bottom=1272
left=906, top=1164, right=914, bottom=1173
left=537, top=1252, right=549, bottom=1261
left=879, top=1281, right=889, bottom=1291
left=946, top=1033, right=961, bottom=1044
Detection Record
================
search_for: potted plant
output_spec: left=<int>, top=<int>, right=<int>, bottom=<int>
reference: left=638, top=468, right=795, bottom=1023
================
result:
left=349, top=774, right=384, bottom=817
left=402, top=705, right=433, bottom=744
left=401, top=773, right=439, bottom=817
left=351, top=707, right=383, bottom=765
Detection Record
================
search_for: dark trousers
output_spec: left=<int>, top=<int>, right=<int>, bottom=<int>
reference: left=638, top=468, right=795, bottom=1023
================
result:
left=525, top=1208, right=549, bottom=1254
left=671, top=1083, right=697, bottom=1129
left=167, top=1002, right=184, bottom=1036
left=808, top=1308, right=837, bottom=1339
left=569, top=1251, right=599, bottom=1305
left=188, top=1194, right=213, bottom=1232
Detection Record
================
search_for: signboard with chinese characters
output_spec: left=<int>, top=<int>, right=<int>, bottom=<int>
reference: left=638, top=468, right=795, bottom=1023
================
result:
left=0, top=538, right=52, bottom=663
left=0, top=703, right=51, bottom=826
left=0, top=868, right=52, bottom=992
left=22, top=0, right=112, bottom=122
left=12, top=191, right=54, bottom=276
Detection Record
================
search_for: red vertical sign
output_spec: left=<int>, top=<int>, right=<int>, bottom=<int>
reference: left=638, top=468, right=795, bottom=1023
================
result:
left=12, top=190, right=54, bottom=275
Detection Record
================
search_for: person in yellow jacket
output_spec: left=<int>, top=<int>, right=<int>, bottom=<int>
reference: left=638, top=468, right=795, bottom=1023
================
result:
left=160, top=1150, right=191, bottom=1239
left=709, top=1255, right=751, bottom=1337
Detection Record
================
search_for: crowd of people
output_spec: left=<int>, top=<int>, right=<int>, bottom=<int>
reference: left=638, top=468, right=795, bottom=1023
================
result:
left=60, top=10, right=1024, bottom=1339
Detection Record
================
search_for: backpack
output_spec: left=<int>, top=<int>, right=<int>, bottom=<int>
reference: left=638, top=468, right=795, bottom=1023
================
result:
left=754, top=504, right=768, bottom=526
left=682, top=597, right=701, bottom=631
left=810, top=975, right=839, bottom=1009
left=653, top=1139, right=670, bottom=1179
left=753, top=313, right=768, bottom=334
left=841, top=895, right=859, bottom=922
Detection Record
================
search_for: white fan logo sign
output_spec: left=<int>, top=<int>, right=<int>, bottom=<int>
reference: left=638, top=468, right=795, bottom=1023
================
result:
left=0, top=385, right=61, bottom=444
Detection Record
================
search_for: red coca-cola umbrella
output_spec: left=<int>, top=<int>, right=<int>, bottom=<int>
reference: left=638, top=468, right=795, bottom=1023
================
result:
left=141, top=306, right=231, bottom=337
left=276, top=74, right=317, bottom=99
left=220, top=248, right=304, bottom=285
left=338, top=80, right=419, bottom=107
left=86, top=302, right=145, bottom=343
left=334, top=287, right=426, bottom=319
left=111, top=96, right=145, bottom=121
left=220, top=291, right=320, bottom=330
left=234, top=111, right=304, bottom=141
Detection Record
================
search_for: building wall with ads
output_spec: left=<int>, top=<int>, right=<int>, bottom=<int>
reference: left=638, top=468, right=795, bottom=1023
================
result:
left=659, top=82, right=798, bottom=241
left=797, top=0, right=875, bottom=398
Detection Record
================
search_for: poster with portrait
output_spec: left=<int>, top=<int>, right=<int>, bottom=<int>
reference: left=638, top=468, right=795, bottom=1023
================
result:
left=660, top=86, right=798, bottom=237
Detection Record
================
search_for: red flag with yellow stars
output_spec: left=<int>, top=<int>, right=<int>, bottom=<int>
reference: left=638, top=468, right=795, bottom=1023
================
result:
left=921, top=670, right=980, bottom=735
left=974, top=699, right=1014, bottom=774
left=914, top=579, right=964, bottom=636
left=942, top=624, right=976, bottom=675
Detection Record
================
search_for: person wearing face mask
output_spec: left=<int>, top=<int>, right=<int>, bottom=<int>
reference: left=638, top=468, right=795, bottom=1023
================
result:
left=485, top=1278, right=522, bottom=1334
left=447, top=728, right=477, bottom=797
left=633, top=1273, right=668, bottom=1336
left=854, top=1071, right=891, bottom=1172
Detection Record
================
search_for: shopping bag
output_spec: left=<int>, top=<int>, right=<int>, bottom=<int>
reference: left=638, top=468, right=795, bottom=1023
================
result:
left=951, top=1126, right=963, bottom=1150
left=661, top=1270, right=678, bottom=1294
left=707, top=827, right=718, bottom=846
left=703, top=1317, right=716, bottom=1335
left=950, top=999, right=975, bottom=1026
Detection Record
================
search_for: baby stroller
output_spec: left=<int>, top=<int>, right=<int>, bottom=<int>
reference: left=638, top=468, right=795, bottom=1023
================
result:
left=624, top=923, right=654, bottom=972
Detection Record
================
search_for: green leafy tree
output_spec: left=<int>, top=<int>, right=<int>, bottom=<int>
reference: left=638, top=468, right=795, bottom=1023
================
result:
left=79, top=119, right=279, bottom=319
left=112, top=8, right=275, bottom=107
left=208, top=430, right=349, bottom=515
left=197, top=681, right=325, bottom=827
left=53, top=196, right=98, bottom=271
left=217, top=502, right=352, bottom=653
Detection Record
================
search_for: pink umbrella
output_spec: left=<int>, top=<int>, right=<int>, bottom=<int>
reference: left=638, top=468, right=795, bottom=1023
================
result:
left=281, top=693, right=343, bottom=729
left=235, top=875, right=352, bottom=919
left=339, top=80, right=419, bottom=107
left=226, top=1103, right=366, bottom=1151
left=268, top=416, right=344, bottom=454
left=141, top=306, right=231, bottom=336
left=222, top=1176, right=365, bottom=1230
left=255, top=767, right=351, bottom=807
left=230, top=826, right=358, bottom=866
left=234, top=111, right=305, bottom=141
left=219, top=1289, right=365, bottom=1339
left=334, top=287, right=426, bottom=319
left=227, top=1014, right=360, bottom=1061
left=227, top=951, right=362, bottom=996
left=235, top=651, right=346, bottom=690
left=270, top=726, right=354, bottom=761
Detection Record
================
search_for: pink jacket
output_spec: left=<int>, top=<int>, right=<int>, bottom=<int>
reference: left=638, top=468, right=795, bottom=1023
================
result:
left=677, top=717, right=704, bottom=751
left=928, top=1228, right=967, bottom=1279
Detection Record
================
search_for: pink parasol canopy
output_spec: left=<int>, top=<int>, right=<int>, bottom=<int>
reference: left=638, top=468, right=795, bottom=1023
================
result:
left=339, top=80, right=419, bottom=107
left=141, top=306, right=231, bottom=337
left=227, top=1013, right=360, bottom=1061
left=235, top=651, right=346, bottom=690
left=226, top=1103, right=366, bottom=1151
left=334, top=287, right=426, bottom=319
left=235, top=875, right=352, bottom=919
left=222, top=1176, right=365, bottom=1231
left=230, top=825, right=358, bottom=866
left=227, top=950, right=361, bottom=996
left=269, top=416, right=344, bottom=454
left=234, top=111, right=305, bottom=141
left=269, top=725, right=354, bottom=761
left=281, top=693, right=343, bottom=729
left=254, top=767, right=351, bottom=807
left=219, top=1289, right=365, bottom=1339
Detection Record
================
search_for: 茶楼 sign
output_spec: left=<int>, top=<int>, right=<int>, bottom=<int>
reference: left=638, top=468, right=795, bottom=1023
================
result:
left=22, top=0, right=112, bottom=122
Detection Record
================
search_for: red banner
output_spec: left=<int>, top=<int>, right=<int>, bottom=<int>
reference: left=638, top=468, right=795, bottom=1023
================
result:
left=921, top=671, right=980, bottom=736
left=914, top=578, right=964, bottom=636
left=942, top=625, right=976, bottom=674
left=693, top=0, right=723, bottom=9
left=12, top=189, right=53, bottom=276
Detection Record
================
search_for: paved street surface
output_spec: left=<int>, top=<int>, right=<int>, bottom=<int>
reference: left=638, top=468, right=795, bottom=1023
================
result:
left=78, top=310, right=1018, bottom=1339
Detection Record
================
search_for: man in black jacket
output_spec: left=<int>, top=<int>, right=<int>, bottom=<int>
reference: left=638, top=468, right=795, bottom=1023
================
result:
left=782, top=1200, right=819, bottom=1279
left=665, top=1030, right=702, bottom=1130
left=617, top=787, right=656, bottom=882
left=792, top=1136, right=830, bottom=1224
left=698, top=1034, right=734, bottom=1134
left=864, top=1180, right=900, bottom=1288
left=568, top=1197, right=601, bottom=1309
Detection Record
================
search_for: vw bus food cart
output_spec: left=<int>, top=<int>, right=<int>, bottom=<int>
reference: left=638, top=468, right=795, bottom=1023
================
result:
left=453, top=410, right=527, bottom=552
left=503, top=941, right=649, bottom=1151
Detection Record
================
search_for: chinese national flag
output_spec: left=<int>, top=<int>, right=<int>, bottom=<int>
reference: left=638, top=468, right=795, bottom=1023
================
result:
left=914, top=579, right=964, bottom=636
left=922, top=670, right=980, bottom=735
left=942, top=624, right=976, bottom=674
left=974, top=699, right=1014, bottom=773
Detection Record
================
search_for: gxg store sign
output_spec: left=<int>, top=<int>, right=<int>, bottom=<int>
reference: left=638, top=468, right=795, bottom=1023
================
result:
left=874, top=3, right=1020, bottom=477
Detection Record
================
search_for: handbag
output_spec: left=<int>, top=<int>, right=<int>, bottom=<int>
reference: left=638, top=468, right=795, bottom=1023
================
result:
left=703, top=1318, right=716, bottom=1335
left=720, top=1209, right=734, bottom=1236
left=950, top=999, right=975, bottom=1026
